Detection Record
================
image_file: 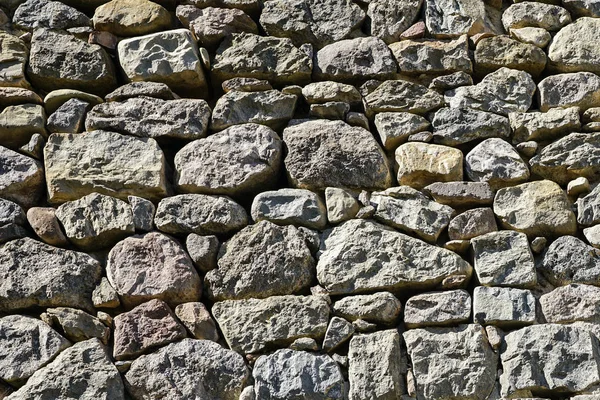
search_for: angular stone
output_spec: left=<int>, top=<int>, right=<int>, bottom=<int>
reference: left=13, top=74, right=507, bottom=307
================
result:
left=254, top=349, right=346, bottom=400
left=0, top=104, right=46, bottom=149
left=374, top=112, right=430, bottom=150
left=106, top=232, right=202, bottom=308
left=472, top=286, right=536, bottom=327
left=576, top=184, right=600, bottom=226
left=0, top=88, right=42, bottom=108
left=548, top=18, right=600, bottom=73
left=317, top=219, right=472, bottom=295
left=92, top=277, right=120, bottom=309
left=124, top=339, right=249, bottom=400
left=510, top=27, right=551, bottom=48
left=205, top=220, right=314, bottom=300
left=366, top=0, right=422, bottom=43
left=502, top=2, right=571, bottom=31
left=284, top=119, right=392, bottom=191
left=474, top=35, right=547, bottom=77
left=44, top=130, right=168, bottom=204
left=289, top=337, right=318, bottom=351
left=509, top=107, right=580, bottom=144
left=251, top=189, right=326, bottom=230
left=424, top=0, right=502, bottom=38
left=174, top=302, right=219, bottom=341
left=538, top=72, right=600, bottom=112
left=47, top=98, right=89, bottom=134
left=404, top=289, right=471, bottom=328
left=322, top=317, right=354, bottom=352
left=348, top=330, right=405, bottom=400
left=186, top=234, right=219, bottom=273
left=395, top=142, right=463, bottom=189
left=0, top=198, right=27, bottom=244
left=471, top=230, right=536, bottom=288
left=584, top=225, right=600, bottom=248
left=493, top=180, right=577, bottom=236
left=86, top=97, right=211, bottom=140
left=538, top=235, right=600, bottom=286
left=13, top=0, right=91, bottom=31
left=448, top=207, right=497, bottom=240
left=563, top=0, right=600, bottom=17
left=211, top=90, right=296, bottom=132
left=423, top=181, right=494, bottom=208
left=43, top=307, right=110, bottom=344
left=445, top=67, right=536, bottom=116
left=0, top=146, right=43, bottom=208
left=363, top=79, right=444, bottom=116
left=44, top=89, right=104, bottom=114
left=26, top=207, right=69, bottom=247
left=390, top=35, right=472, bottom=75
left=302, top=81, right=361, bottom=105
left=404, top=324, right=497, bottom=400
left=105, top=81, right=177, bottom=102
left=539, top=131, right=600, bottom=183
left=325, top=187, right=359, bottom=224
left=212, top=295, right=329, bottom=354
left=429, top=71, right=473, bottom=91
left=154, top=194, right=248, bottom=235
left=221, top=77, right=272, bottom=93
left=314, top=37, right=397, bottom=82
left=465, top=138, right=529, bottom=189
left=127, top=196, right=154, bottom=232
left=118, top=29, right=208, bottom=97
left=333, top=292, right=402, bottom=325
left=0, top=31, right=30, bottom=88
left=540, top=284, right=600, bottom=324
left=93, top=0, right=171, bottom=36
left=212, top=33, right=312, bottom=86
left=432, top=107, right=510, bottom=146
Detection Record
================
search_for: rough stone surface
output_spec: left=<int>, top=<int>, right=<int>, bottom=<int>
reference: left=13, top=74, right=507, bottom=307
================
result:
left=448, top=207, right=497, bottom=240
left=93, top=0, right=172, bottom=36
left=538, top=235, right=600, bottom=286
left=538, top=72, right=600, bottom=112
left=14, top=0, right=91, bottom=31
left=363, top=79, right=445, bottom=116
left=424, top=0, right=502, bottom=38
left=432, top=107, right=510, bottom=146
left=374, top=112, right=431, bottom=150
left=0, top=145, right=43, bottom=208
left=251, top=189, right=326, bottom=230
left=395, top=142, right=463, bottom=189
left=43, top=307, right=110, bottom=344
left=423, top=181, right=494, bottom=207
left=390, top=35, right=472, bottom=75
left=0, top=104, right=46, bottom=149
left=465, top=138, right=530, bottom=189
left=302, top=81, right=361, bottom=105
left=404, top=290, right=471, bottom=328
left=333, top=292, right=402, bottom=325
left=502, top=2, right=571, bottom=31
left=174, top=302, right=219, bottom=341
left=472, top=286, right=536, bottom=327
left=509, top=107, right=581, bottom=144
left=540, top=283, right=600, bottom=324
left=548, top=18, right=600, bottom=73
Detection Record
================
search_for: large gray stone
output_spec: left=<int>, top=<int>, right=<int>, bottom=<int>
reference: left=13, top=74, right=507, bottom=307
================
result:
left=474, top=35, right=547, bottom=77
left=509, top=107, right=581, bottom=144
left=395, top=142, right=463, bottom=189
left=465, top=138, right=529, bottom=189
left=333, top=292, right=402, bottom=325
left=448, top=207, right=497, bottom=241
left=251, top=189, right=326, bottom=230
left=390, top=35, right=472, bottom=75
left=363, top=79, right=445, bottom=116
left=0, top=31, right=30, bottom=88
left=0, top=146, right=43, bottom=208
left=431, top=107, right=510, bottom=146
left=424, top=0, right=502, bottom=38
left=13, top=0, right=91, bottom=31
left=502, top=2, right=571, bottom=31
left=538, top=235, right=600, bottom=286
left=366, top=0, right=422, bottom=43
left=548, top=17, right=600, bottom=73
left=0, top=104, right=46, bottom=149
left=472, top=286, right=536, bottom=327
left=404, top=290, right=471, bottom=328
left=540, top=284, right=600, bottom=324
left=538, top=72, right=600, bottom=112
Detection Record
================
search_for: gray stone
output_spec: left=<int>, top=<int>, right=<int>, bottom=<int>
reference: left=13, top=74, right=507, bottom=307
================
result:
left=584, top=225, right=600, bottom=249
left=47, top=98, right=89, bottom=134
left=538, top=72, right=600, bottom=112
left=0, top=104, right=46, bottom=149
left=395, top=142, right=463, bottom=189
left=474, top=35, right=547, bottom=77
left=251, top=188, right=326, bottom=230
left=429, top=71, right=473, bottom=91
left=431, top=107, right=510, bottom=146
left=0, top=198, right=26, bottom=244
left=374, top=112, right=431, bottom=150
left=105, top=81, right=177, bottom=102
left=333, top=292, right=402, bottom=325
left=540, top=283, right=600, bottom=324
left=124, top=339, right=249, bottom=400
left=510, top=27, right=551, bottom=48
left=26, top=207, right=69, bottom=247
left=205, top=220, right=314, bottom=300
left=127, top=196, right=155, bottom=232
left=404, top=289, right=471, bottom=328
left=424, top=0, right=502, bottom=38
left=174, top=123, right=282, bottom=197
left=0, top=146, right=43, bottom=208
left=44, top=89, right=104, bottom=114
left=317, top=219, right=472, bottom=295
left=154, top=194, right=248, bottom=235
left=471, top=230, right=536, bottom=288
left=92, top=277, right=120, bottom=309
left=221, top=77, right=273, bottom=93
left=86, top=97, right=211, bottom=140
left=366, top=0, right=421, bottom=43
left=576, top=184, right=600, bottom=226
left=363, top=79, right=444, bottom=116
left=13, top=0, right=91, bottom=31
left=423, top=181, right=494, bottom=208
left=309, top=102, right=349, bottom=120
left=538, top=235, right=600, bottom=286
left=509, top=107, right=581, bottom=144
left=564, top=0, right=600, bottom=17
left=502, top=2, right=571, bottom=31
left=390, top=35, right=472, bottom=75
left=43, top=307, right=110, bottom=344
left=289, top=337, right=318, bottom=351
left=211, top=90, right=296, bottom=132
left=186, top=234, right=219, bottom=273
left=325, top=187, right=360, bottom=224
left=93, top=0, right=172, bottom=36
left=174, top=302, right=219, bottom=341
left=322, top=317, right=354, bottom=352
left=448, top=207, right=497, bottom=240
left=465, top=138, right=530, bottom=189
left=548, top=18, right=600, bottom=73
left=254, top=349, right=346, bottom=400
left=212, top=295, right=330, bottom=354
left=106, top=232, right=202, bottom=308
left=0, top=32, right=30, bottom=88
left=302, top=81, right=362, bottom=105
left=472, top=286, right=536, bottom=327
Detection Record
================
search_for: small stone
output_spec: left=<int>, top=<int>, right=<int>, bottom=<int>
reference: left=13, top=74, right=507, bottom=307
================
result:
left=509, top=107, right=581, bottom=144
left=0, top=104, right=46, bottom=149
left=105, top=81, right=177, bottom=102
left=47, top=98, right=89, bottom=134
left=89, top=30, right=118, bottom=50
left=548, top=17, right=600, bottom=73
left=448, top=207, right=497, bottom=240
left=43, top=89, right=104, bottom=114
left=502, top=2, right=571, bottom=31
left=539, top=72, right=600, bottom=112
left=540, top=283, right=600, bottom=324
left=431, top=107, right=510, bottom=146
left=302, top=81, right=362, bottom=105
left=473, top=286, right=536, bottom=327
left=127, top=196, right=155, bottom=232
left=0, top=146, right=43, bottom=208
left=530, top=236, right=547, bottom=254
left=221, top=77, right=272, bottom=93
left=352, top=319, right=378, bottom=332
left=576, top=184, right=600, bottom=227
left=390, top=35, right=472, bottom=75
left=92, top=277, right=120, bottom=309
left=251, top=188, right=326, bottom=230
left=322, top=317, right=354, bottom=352
left=355, top=205, right=375, bottom=219
left=510, top=27, right=551, bottom=48
left=404, top=289, right=471, bottom=328
left=289, top=337, right=319, bottom=351
left=325, top=187, right=360, bottom=224
left=239, top=386, right=255, bottom=400
left=93, top=0, right=172, bottom=37
left=429, top=71, right=473, bottom=90
left=333, top=292, right=402, bottom=325
left=0, top=199, right=27, bottom=244
left=538, top=235, right=600, bottom=286
left=444, top=239, right=470, bottom=254
left=515, top=141, right=538, bottom=158
left=19, top=135, right=44, bottom=161
left=584, top=225, right=600, bottom=249
left=174, top=302, right=219, bottom=341
left=568, top=177, right=591, bottom=197
left=423, top=181, right=494, bottom=208
left=366, top=0, right=422, bottom=43
left=401, top=20, right=426, bottom=39
left=186, top=234, right=219, bottom=273
left=43, top=307, right=110, bottom=344
left=407, top=131, right=433, bottom=142
left=465, top=138, right=530, bottom=189
left=395, top=142, right=463, bottom=189
left=374, top=112, right=431, bottom=150
left=485, top=325, right=503, bottom=350
left=363, top=79, right=444, bottom=116
left=309, top=101, right=349, bottom=120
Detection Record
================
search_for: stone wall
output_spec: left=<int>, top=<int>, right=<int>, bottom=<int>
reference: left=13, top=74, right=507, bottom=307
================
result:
left=1, top=0, right=600, bottom=399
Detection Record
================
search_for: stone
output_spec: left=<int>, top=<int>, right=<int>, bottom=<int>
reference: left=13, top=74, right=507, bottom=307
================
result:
left=44, top=130, right=168, bottom=204
left=363, top=79, right=444, bottom=116
left=0, top=198, right=26, bottom=244
left=252, top=185, right=326, bottom=228
left=325, top=187, right=360, bottom=224
left=374, top=112, right=431, bottom=150
left=333, top=292, right=402, bottom=325
left=576, top=184, right=600, bottom=226
left=212, top=295, right=329, bottom=354
left=186, top=234, right=219, bottom=272
left=221, top=77, right=273, bottom=93
left=370, top=186, right=455, bottom=242
left=366, top=0, right=422, bottom=43
left=502, top=2, right=571, bottom=31
left=404, top=289, right=471, bottom=328
left=431, top=107, right=510, bottom=146
left=43, top=307, right=110, bottom=344
left=0, top=32, right=30, bottom=88
left=445, top=67, right=536, bottom=116
left=92, top=277, right=120, bottom=309
left=563, top=0, right=600, bottom=17
left=448, top=207, right=497, bottom=240
left=93, top=0, right=171, bottom=36
left=309, top=102, right=349, bottom=120
left=254, top=349, right=346, bottom=399
left=44, top=89, right=104, bottom=114
left=540, top=284, right=600, bottom=324
left=174, top=302, right=219, bottom=341
left=113, top=299, right=187, bottom=360
left=105, top=81, right=177, bottom=102
left=259, top=0, right=364, bottom=48
left=317, top=219, right=472, bottom=295
left=538, top=72, right=600, bottom=112
left=289, top=337, right=318, bottom=351
left=395, top=142, right=463, bottom=189
left=47, top=98, right=89, bottom=134
left=26, top=207, right=69, bottom=247
left=322, top=317, right=354, bottom=352
left=117, top=29, right=208, bottom=97
left=584, top=225, right=600, bottom=248
left=19, top=133, right=46, bottom=161
left=474, top=35, right=547, bottom=77
left=472, top=286, right=536, bottom=327
left=284, top=119, right=392, bottom=191
left=538, top=235, right=600, bottom=286
left=107, top=232, right=202, bottom=308
left=493, top=180, right=577, bottom=236
left=429, top=71, right=473, bottom=90
left=471, top=230, right=537, bottom=288
left=423, top=181, right=494, bottom=208
left=548, top=18, right=600, bottom=73
left=212, top=33, right=312, bottom=86
left=390, top=35, right=472, bottom=75
left=500, top=324, right=600, bottom=397
left=128, top=196, right=155, bottom=232
left=86, top=97, right=211, bottom=140
left=302, top=81, right=362, bottom=105
left=211, top=90, right=296, bottom=132
left=0, top=104, right=46, bottom=149
left=0, top=88, right=42, bottom=108
left=313, top=37, right=397, bottom=82
left=154, top=194, right=248, bottom=235
left=13, top=0, right=90, bottom=31
left=0, top=146, right=43, bottom=208
left=205, top=220, right=314, bottom=300
left=509, top=107, right=580, bottom=144
left=404, top=324, right=497, bottom=400
left=568, top=177, right=591, bottom=197
left=348, top=330, right=406, bottom=400
left=510, top=27, right=551, bottom=48
left=424, top=0, right=502, bottom=38
left=0, top=315, right=70, bottom=384
left=6, top=339, right=125, bottom=400
left=28, top=29, right=117, bottom=96
left=465, top=138, right=530, bottom=189
left=55, top=193, right=135, bottom=250
left=346, top=112, right=369, bottom=129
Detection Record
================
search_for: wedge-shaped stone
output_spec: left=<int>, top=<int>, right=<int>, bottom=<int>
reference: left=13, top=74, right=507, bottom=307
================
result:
left=366, top=0, right=422, bottom=43
left=404, top=290, right=471, bottom=328
left=465, top=138, right=529, bottom=189
left=424, top=0, right=502, bottom=38
left=538, top=235, right=600, bottom=286
left=333, top=292, right=402, bottom=325
left=363, top=79, right=444, bottom=116
left=577, top=184, right=600, bottom=226
left=374, top=112, right=430, bottom=150
left=43, top=307, right=110, bottom=344
left=432, top=107, right=510, bottom=146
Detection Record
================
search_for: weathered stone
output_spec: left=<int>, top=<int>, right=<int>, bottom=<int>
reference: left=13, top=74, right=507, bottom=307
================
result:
left=465, top=138, right=530, bottom=189
left=390, top=35, right=472, bottom=75
left=56, top=193, right=135, bottom=250
left=0, top=104, right=46, bottom=149
left=92, top=277, right=120, bottom=309
left=510, top=27, right=551, bottom=48
left=43, top=307, right=110, bottom=344
left=322, top=316, right=354, bottom=352
left=0, top=315, right=70, bottom=384
left=404, top=289, right=471, bottom=328
left=445, top=67, right=536, bottom=116
left=538, top=72, right=600, bottom=112
left=364, top=79, right=444, bottom=116
left=366, top=0, right=422, bottom=44
left=500, top=324, right=600, bottom=397
left=186, top=234, right=219, bottom=272
left=106, top=232, right=202, bottom=308
left=325, top=187, right=360, bottom=224
left=0, top=32, right=30, bottom=88
left=118, top=29, right=208, bottom=97
left=289, top=337, right=318, bottom=351
left=174, top=302, right=219, bottom=341
left=26, top=207, right=68, bottom=247
left=538, top=235, right=600, bottom=286
left=472, top=286, right=536, bottom=327
left=333, top=292, right=402, bottom=325
left=86, top=97, right=211, bottom=140
left=205, top=220, right=314, bottom=300
left=154, top=194, right=248, bottom=235
left=509, top=107, right=580, bottom=144
left=493, top=180, right=577, bottom=236
left=44, top=130, right=168, bottom=204
left=373, top=112, right=430, bottom=150
left=127, top=196, right=154, bottom=232
left=424, top=0, right=502, bottom=38
left=548, top=18, right=600, bottom=73
left=0, top=88, right=42, bottom=108
left=448, top=207, right=497, bottom=240
left=502, top=2, right=571, bottom=31
left=0, top=146, right=43, bottom=208
left=47, top=98, right=89, bottom=134
left=314, top=37, right=397, bottom=82
left=540, top=284, right=600, bottom=324
left=0, top=198, right=26, bottom=244
left=429, top=71, right=473, bottom=91
left=584, top=225, right=600, bottom=249
left=395, top=142, right=463, bottom=189
left=6, top=339, right=125, bottom=400
left=431, top=107, right=510, bottom=146
left=348, top=330, right=406, bottom=400
left=93, top=0, right=171, bottom=36
left=211, top=90, right=296, bottom=132
left=13, top=0, right=90, bottom=31
left=474, top=35, right=547, bottom=77
left=284, top=119, right=392, bottom=191
left=44, top=89, right=104, bottom=114
left=302, top=81, right=361, bottom=105
left=221, top=77, right=273, bottom=93
left=254, top=349, right=346, bottom=400
left=563, top=0, right=600, bottom=17
left=576, top=184, right=600, bottom=226
left=317, top=219, right=472, bottom=294
left=251, top=189, right=326, bottom=230
left=105, top=81, right=177, bottom=102
left=404, top=324, right=497, bottom=400
left=308, top=101, right=349, bottom=120
left=423, top=181, right=494, bottom=208
left=212, top=295, right=329, bottom=354
left=212, top=33, right=312, bottom=86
